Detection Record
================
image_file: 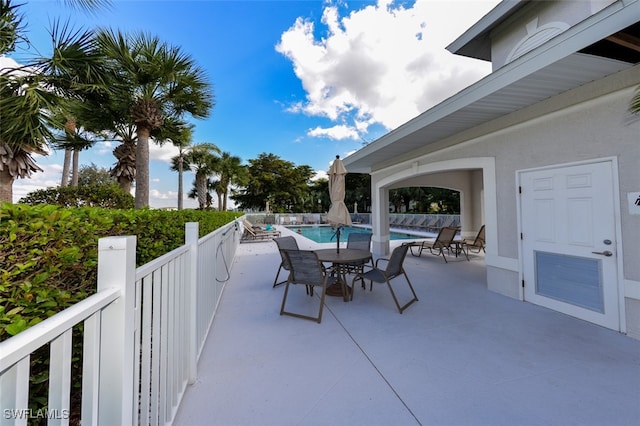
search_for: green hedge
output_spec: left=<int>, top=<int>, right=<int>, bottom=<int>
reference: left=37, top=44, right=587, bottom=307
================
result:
left=20, top=183, right=136, bottom=209
left=0, top=203, right=240, bottom=340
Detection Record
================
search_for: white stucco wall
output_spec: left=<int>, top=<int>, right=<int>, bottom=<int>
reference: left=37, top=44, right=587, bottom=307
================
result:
left=368, top=64, right=640, bottom=336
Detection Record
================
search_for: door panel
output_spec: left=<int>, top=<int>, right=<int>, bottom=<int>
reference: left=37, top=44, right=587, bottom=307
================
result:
left=521, top=162, right=619, bottom=330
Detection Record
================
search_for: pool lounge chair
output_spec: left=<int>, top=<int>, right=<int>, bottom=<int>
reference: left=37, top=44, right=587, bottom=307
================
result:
left=242, top=220, right=281, bottom=241
left=464, top=225, right=485, bottom=253
left=408, top=227, right=458, bottom=263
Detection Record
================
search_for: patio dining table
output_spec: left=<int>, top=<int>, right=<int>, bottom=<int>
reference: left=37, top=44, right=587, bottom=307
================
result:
left=315, top=248, right=372, bottom=302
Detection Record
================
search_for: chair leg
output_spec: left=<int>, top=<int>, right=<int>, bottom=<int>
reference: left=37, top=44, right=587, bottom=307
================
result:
left=316, top=285, right=326, bottom=323
left=273, top=264, right=285, bottom=287
left=439, top=247, right=448, bottom=263
left=280, top=281, right=292, bottom=315
left=386, top=273, right=419, bottom=313
left=281, top=282, right=324, bottom=323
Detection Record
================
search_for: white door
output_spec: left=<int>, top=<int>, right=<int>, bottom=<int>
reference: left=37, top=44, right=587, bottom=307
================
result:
left=520, top=161, right=619, bottom=330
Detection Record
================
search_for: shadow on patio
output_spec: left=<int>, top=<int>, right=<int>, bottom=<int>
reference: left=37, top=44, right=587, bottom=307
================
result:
left=175, top=230, right=640, bottom=426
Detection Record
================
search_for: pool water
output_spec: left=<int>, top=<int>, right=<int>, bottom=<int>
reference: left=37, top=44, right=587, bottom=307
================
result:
left=290, top=226, right=415, bottom=244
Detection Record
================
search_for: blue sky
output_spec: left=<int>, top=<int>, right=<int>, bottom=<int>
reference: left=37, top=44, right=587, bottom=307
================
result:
left=7, top=0, right=500, bottom=208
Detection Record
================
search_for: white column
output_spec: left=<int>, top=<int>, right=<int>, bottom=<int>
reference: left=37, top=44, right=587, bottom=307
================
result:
left=371, top=176, right=390, bottom=257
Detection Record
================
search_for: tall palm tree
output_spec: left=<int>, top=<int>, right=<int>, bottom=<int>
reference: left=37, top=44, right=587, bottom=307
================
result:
left=96, top=29, right=214, bottom=209
left=168, top=122, right=194, bottom=210
left=215, top=151, right=247, bottom=211
left=1, top=1, right=112, bottom=202
left=208, top=177, right=225, bottom=211
left=180, top=143, right=220, bottom=209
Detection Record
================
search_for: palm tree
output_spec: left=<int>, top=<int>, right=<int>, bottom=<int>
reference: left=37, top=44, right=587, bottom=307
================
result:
left=215, top=151, right=247, bottom=211
left=181, top=143, right=220, bottom=209
left=109, top=126, right=136, bottom=193
left=0, top=0, right=47, bottom=202
left=1, top=2, right=112, bottom=202
left=168, top=123, right=194, bottom=210
left=51, top=106, right=99, bottom=187
left=208, top=178, right=225, bottom=211
left=96, top=29, right=214, bottom=208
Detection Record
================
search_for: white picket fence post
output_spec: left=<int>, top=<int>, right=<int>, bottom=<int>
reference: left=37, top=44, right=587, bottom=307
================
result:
left=185, top=222, right=199, bottom=385
left=95, top=236, right=136, bottom=425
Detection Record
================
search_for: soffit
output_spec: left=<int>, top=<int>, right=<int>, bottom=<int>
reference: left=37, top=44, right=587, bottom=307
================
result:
left=343, top=53, right=632, bottom=173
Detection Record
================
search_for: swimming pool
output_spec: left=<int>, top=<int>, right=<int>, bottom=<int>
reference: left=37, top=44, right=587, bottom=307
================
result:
left=289, top=225, right=416, bottom=244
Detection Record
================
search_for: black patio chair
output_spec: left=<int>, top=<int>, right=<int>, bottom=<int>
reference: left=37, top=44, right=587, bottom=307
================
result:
left=351, top=244, right=418, bottom=313
left=280, top=250, right=337, bottom=323
left=345, top=232, right=373, bottom=289
left=272, top=236, right=299, bottom=287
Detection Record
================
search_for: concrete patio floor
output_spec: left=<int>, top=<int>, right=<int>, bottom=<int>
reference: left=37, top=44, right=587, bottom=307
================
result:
left=175, top=227, right=640, bottom=426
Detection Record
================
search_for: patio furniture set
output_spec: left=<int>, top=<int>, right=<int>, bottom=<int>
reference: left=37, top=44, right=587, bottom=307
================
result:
left=268, top=224, right=485, bottom=323
left=273, top=233, right=419, bottom=323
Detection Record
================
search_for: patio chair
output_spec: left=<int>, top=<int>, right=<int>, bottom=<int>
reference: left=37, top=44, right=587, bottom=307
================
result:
left=464, top=225, right=485, bottom=253
left=351, top=244, right=418, bottom=313
left=345, top=232, right=373, bottom=288
left=272, top=236, right=299, bottom=287
left=280, top=250, right=337, bottom=323
left=408, top=226, right=458, bottom=263
left=242, top=220, right=281, bottom=241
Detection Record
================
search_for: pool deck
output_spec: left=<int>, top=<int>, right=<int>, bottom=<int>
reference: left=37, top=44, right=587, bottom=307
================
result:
left=175, top=226, right=640, bottom=426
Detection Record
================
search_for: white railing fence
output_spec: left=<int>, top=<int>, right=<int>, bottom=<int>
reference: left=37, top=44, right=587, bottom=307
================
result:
left=0, top=220, right=242, bottom=425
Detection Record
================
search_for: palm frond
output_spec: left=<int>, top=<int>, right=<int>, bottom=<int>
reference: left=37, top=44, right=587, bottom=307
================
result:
left=0, top=0, right=27, bottom=55
left=0, top=73, right=59, bottom=150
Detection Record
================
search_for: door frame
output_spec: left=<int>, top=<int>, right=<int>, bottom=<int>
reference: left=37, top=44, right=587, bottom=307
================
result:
left=516, top=157, right=626, bottom=333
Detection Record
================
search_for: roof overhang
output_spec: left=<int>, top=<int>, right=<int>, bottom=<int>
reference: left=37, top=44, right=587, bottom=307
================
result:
left=344, top=0, right=639, bottom=174
left=446, top=0, right=526, bottom=61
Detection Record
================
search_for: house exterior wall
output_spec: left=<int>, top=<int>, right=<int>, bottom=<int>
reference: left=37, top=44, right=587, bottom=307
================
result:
left=490, top=0, right=616, bottom=69
left=368, top=64, right=639, bottom=337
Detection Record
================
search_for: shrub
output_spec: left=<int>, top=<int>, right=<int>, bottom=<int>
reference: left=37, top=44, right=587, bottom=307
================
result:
left=1, top=204, right=240, bottom=421
left=0, top=203, right=239, bottom=339
left=19, top=183, right=135, bottom=209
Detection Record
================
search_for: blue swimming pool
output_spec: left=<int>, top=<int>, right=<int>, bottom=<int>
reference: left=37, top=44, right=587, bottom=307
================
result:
left=289, top=225, right=415, bottom=244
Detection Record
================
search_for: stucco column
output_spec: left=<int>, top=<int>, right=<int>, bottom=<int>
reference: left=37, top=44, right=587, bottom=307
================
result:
left=371, top=175, right=390, bottom=257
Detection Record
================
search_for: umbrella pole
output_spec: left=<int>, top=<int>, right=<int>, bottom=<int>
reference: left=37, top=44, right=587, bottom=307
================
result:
left=336, top=226, right=340, bottom=253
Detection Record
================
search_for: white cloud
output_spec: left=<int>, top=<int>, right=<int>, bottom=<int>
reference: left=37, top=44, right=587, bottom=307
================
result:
left=276, top=0, right=499, bottom=140
left=149, top=142, right=179, bottom=163
left=308, top=124, right=360, bottom=140
left=12, top=162, right=63, bottom=202
left=312, top=170, right=328, bottom=181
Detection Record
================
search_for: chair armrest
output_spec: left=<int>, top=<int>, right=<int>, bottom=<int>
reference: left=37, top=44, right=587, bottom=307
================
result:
left=375, top=257, right=390, bottom=268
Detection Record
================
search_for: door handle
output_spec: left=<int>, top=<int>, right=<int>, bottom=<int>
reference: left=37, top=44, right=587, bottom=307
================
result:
left=592, top=250, right=613, bottom=257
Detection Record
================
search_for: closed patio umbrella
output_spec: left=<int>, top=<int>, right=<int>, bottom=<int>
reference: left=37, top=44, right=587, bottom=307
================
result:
left=327, top=155, right=352, bottom=252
